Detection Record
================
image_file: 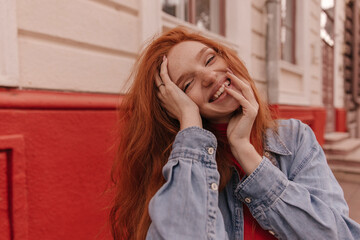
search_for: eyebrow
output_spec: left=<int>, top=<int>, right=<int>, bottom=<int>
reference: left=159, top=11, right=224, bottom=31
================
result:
left=175, top=46, right=209, bottom=85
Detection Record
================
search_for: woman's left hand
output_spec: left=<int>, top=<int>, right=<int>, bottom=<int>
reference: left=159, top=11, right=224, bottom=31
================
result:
left=224, top=70, right=262, bottom=175
left=225, top=70, right=259, bottom=143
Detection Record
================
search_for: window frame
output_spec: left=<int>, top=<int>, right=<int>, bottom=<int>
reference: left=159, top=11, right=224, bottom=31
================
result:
left=162, top=0, right=226, bottom=36
left=281, top=0, right=297, bottom=64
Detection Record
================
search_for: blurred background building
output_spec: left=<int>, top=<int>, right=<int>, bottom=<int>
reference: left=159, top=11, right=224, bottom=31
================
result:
left=1, top=0, right=359, bottom=239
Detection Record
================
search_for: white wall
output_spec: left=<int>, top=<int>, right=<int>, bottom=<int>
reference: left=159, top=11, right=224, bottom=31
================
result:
left=251, top=0, right=268, bottom=99
left=3, top=0, right=140, bottom=94
left=308, top=0, right=322, bottom=106
left=0, top=0, right=19, bottom=87
left=334, top=0, right=345, bottom=108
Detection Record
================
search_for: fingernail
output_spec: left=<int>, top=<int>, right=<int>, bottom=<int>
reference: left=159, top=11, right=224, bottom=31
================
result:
left=163, top=55, right=166, bottom=61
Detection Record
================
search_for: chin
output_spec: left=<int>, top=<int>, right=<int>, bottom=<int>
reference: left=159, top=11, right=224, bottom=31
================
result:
left=223, top=101, right=241, bottom=113
left=200, top=99, right=241, bottom=122
left=201, top=108, right=242, bottom=123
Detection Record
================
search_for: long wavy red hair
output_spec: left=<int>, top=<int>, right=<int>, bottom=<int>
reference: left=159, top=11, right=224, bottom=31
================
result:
left=109, top=27, right=275, bottom=239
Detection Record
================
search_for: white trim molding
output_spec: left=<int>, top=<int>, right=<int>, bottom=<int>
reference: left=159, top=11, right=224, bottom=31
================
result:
left=139, top=0, right=162, bottom=47
left=333, top=0, right=345, bottom=109
left=228, top=0, right=252, bottom=71
left=0, top=0, right=19, bottom=87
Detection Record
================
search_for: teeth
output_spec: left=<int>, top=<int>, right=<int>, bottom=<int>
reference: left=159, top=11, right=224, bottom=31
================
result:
left=212, top=79, right=230, bottom=101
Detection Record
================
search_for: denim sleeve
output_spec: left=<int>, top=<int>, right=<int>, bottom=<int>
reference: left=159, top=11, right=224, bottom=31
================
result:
left=146, top=127, right=229, bottom=240
left=235, top=121, right=360, bottom=240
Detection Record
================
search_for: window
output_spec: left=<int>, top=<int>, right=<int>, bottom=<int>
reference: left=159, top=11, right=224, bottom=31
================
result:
left=162, top=0, right=225, bottom=36
left=281, top=0, right=296, bottom=63
left=320, top=0, right=334, bottom=46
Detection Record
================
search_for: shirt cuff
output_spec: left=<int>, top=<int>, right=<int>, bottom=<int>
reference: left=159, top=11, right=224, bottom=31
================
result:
left=169, top=126, right=218, bottom=165
left=234, top=157, right=289, bottom=211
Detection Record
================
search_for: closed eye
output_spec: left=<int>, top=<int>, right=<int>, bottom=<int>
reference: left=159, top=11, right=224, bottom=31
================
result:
left=205, top=55, right=215, bottom=66
left=183, top=79, right=193, bottom=92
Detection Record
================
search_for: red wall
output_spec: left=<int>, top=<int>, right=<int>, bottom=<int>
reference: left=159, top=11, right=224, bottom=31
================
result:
left=335, top=108, right=347, bottom=132
left=0, top=89, right=118, bottom=240
left=271, top=105, right=327, bottom=145
left=0, top=88, right=328, bottom=240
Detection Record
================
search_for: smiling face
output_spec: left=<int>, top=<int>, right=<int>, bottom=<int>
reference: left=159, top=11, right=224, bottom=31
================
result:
left=167, top=41, right=241, bottom=123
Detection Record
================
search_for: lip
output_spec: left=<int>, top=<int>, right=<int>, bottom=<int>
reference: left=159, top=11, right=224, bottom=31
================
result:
left=208, top=76, right=230, bottom=103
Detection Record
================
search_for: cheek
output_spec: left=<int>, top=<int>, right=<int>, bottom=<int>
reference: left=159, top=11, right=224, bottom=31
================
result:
left=186, top=92, right=203, bottom=106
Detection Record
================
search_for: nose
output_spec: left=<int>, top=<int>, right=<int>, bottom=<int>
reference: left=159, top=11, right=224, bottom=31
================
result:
left=198, top=70, right=217, bottom=87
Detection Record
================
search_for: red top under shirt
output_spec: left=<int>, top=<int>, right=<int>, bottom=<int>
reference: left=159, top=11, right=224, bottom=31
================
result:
left=213, top=123, right=277, bottom=240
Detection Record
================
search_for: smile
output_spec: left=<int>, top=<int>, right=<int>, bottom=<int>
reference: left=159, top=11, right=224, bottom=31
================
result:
left=210, top=79, right=231, bottom=102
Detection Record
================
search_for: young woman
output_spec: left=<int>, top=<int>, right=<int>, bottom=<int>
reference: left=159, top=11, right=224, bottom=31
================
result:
left=109, top=27, right=360, bottom=239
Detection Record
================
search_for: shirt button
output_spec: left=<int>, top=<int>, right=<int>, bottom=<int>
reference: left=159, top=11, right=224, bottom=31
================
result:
left=268, top=230, right=275, bottom=235
left=207, top=147, right=214, bottom=155
left=244, top=197, right=252, bottom=204
left=211, top=183, right=218, bottom=191
left=264, top=151, right=270, bottom=158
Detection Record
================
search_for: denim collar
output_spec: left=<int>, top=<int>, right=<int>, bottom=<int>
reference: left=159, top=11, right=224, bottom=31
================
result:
left=264, top=128, right=292, bottom=156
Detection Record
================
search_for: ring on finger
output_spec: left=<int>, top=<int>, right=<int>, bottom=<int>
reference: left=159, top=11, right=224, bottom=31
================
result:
left=157, top=82, right=165, bottom=88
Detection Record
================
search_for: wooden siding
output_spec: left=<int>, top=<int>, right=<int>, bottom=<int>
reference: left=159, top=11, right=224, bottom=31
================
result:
left=16, top=0, right=139, bottom=93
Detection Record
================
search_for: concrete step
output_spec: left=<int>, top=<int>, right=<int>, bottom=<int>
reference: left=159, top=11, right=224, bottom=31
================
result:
left=323, top=138, right=360, bottom=155
left=324, top=132, right=350, bottom=144
left=335, top=175, right=360, bottom=224
left=333, top=171, right=360, bottom=183
left=330, top=164, right=360, bottom=175
left=327, top=145, right=360, bottom=174
left=326, top=146, right=360, bottom=163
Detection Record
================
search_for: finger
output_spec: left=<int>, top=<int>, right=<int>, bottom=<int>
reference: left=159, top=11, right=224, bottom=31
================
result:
left=157, top=92, right=164, bottom=101
left=156, top=94, right=172, bottom=113
left=226, top=68, right=251, bottom=86
left=225, top=87, right=252, bottom=110
left=155, top=71, right=162, bottom=87
left=226, top=71, right=251, bottom=95
left=160, top=56, right=172, bottom=85
left=155, top=73, right=166, bottom=94
left=226, top=72, right=255, bottom=104
left=227, top=92, right=258, bottom=121
left=156, top=95, right=177, bottom=118
left=156, top=92, right=174, bottom=110
left=226, top=88, right=259, bottom=117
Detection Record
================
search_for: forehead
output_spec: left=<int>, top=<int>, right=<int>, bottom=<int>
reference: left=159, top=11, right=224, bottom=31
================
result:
left=168, top=41, right=207, bottom=58
left=167, top=41, right=208, bottom=81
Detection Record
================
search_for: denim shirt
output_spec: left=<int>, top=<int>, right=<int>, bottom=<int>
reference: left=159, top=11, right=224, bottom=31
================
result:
left=146, top=119, right=360, bottom=240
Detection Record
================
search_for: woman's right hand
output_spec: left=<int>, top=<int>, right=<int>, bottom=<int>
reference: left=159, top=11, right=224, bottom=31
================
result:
left=155, top=56, right=202, bottom=130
